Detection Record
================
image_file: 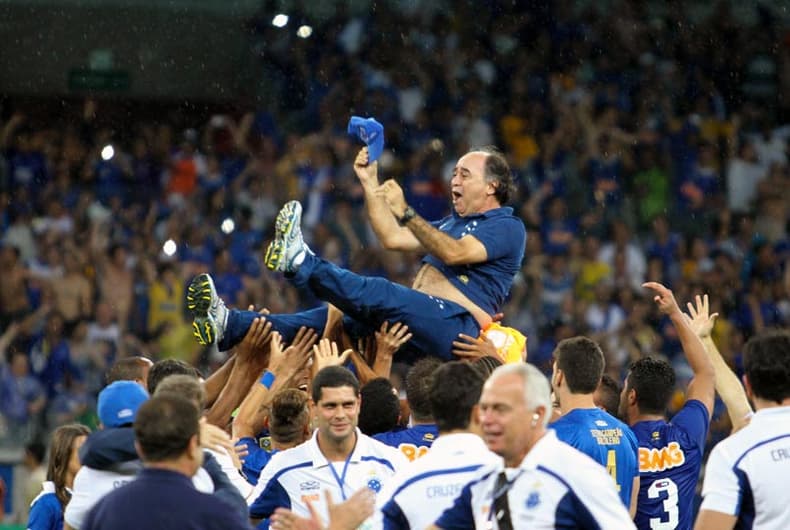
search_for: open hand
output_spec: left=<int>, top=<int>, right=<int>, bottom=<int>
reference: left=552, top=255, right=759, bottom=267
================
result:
left=312, top=338, right=352, bottom=376
left=374, top=321, right=412, bottom=358
left=685, top=294, right=718, bottom=339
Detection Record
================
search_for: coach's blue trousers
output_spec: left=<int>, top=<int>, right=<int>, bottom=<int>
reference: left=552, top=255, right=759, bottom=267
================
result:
left=219, top=253, right=480, bottom=360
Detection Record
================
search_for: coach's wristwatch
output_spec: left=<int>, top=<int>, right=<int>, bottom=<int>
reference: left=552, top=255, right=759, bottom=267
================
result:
left=398, top=206, right=417, bottom=226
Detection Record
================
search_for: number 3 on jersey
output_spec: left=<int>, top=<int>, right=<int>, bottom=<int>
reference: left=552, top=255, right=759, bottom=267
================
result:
left=647, top=477, right=679, bottom=530
left=606, top=449, right=621, bottom=492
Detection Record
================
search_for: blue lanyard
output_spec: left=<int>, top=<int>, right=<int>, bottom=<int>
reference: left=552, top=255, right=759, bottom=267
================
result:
left=327, top=451, right=354, bottom=501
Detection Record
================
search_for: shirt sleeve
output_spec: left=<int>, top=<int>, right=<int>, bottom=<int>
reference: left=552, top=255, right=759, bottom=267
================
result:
left=27, top=495, right=60, bottom=530
left=433, top=481, right=474, bottom=530
left=544, top=460, right=636, bottom=529
left=381, top=499, right=410, bottom=530
left=699, top=443, right=741, bottom=516
left=249, top=478, right=291, bottom=520
left=671, top=400, right=711, bottom=451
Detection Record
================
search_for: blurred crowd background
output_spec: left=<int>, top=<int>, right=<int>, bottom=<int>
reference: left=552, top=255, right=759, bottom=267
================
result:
left=0, top=0, right=789, bottom=483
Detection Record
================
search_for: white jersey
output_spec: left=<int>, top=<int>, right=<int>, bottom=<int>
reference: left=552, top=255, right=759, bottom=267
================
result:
left=249, top=428, right=406, bottom=526
left=434, top=430, right=635, bottom=529
left=700, top=406, right=790, bottom=529
left=205, top=447, right=255, bottom=502
left=374, top=432, right=501, bottom=530
left=64, top=463, right=213, bottom=529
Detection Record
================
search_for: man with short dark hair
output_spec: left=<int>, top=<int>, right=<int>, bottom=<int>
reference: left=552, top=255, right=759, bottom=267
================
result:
left=154, top=374, right=253, bottom=508
left=187, top=147, right=526, bottom=362
left=359, top=378, right=401, bottom=436
left=146, top=358, right=200, bottom=395
left=695, top=331, right=790, bottom=529
left=619, top=283, right=715, bottom=530
left=82, top=395, right=251, bottom=529
left=248, top=366, right=406, bottom=527
left=376, top=361, right=500, bottom=530
left=594, top=373, right=622, bottom=415
left=106, top=356, right=153, bottom=388
left=550, top=336, right=639, bottom=514
left=375, top=358, right=440, bottom=460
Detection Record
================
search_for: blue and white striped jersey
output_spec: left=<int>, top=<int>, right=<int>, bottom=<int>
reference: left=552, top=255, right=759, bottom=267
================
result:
left=700, top=406, right=790, bottom=530
left=375, top=432, right=501, bottom=530
left=434, top=430, right=635, bottom=529
left=248, top=428, right=406, bottom=526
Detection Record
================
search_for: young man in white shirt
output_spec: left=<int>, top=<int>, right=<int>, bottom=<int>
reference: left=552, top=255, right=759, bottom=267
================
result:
left=249, top=366, right=406, bottom=527
left=696, top=331, right=790, bottom=530
left=376, top=361, right=501, bottom=530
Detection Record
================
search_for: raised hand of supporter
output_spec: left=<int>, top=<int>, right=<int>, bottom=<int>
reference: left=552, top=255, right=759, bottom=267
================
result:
left=271, top=488, right=376, bottom=530
left=233, top=441, right=248, bottom=465
left=268, top=329, right=316, bottom=384
left=643, top=281, right=683, bottom=317
left=452, top=333, right=504, bottom=362
left=236, top=317, right=272, bottom=362
left=312, top=338, right=352, bottom=377
left=353, top=147, right=378, bottom=187
left=199, top=417, right=235, bottom=454
left=375, top=321, right=412, bottom=358
left=318, top=488, right=375, bottom=530
left=247, top=304, right=271, bottom=316
left=226, top=437, right=244, bottom=471
left=685, top=294, right=719, bottom=339
left=374, top=179, right=409, bottom=218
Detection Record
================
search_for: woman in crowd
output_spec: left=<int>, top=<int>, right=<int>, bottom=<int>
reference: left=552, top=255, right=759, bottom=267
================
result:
left=27, top=424, right=91, bottom=530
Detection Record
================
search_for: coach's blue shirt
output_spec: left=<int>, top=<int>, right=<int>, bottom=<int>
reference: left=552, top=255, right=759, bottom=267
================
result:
left=631, top=399, right=710, bottom=530
left=551, top=407, right=639, bottom=508
left=423, top=207, right=526, bottom=316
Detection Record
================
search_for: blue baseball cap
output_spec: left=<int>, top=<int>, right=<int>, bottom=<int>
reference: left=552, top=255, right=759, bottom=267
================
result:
left=97, top=381, right=149, bottom=428
left=347, top=116, right=385, bottom=162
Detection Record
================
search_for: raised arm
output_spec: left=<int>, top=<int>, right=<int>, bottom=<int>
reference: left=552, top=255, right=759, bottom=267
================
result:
left=232, top=327, right=316, bottom=440
left=685, top=294, right=752, bottom=431
left=354, top=148, right=422, bottom=251
left=205, top=317, right=272, bottom=428
left=376, top=179, right=489, bottom=266
left=644, top=282, right=715, bottom=416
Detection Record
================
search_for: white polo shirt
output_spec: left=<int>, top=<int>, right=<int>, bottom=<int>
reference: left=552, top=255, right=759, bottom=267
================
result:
left=700, top=406, right=790, bottom=529
left=375, top=432, right=501, bottom=530
left=434, top=430, right=635, bottom=529
left=65, top=463, right=214, bottom=529
left=249, top=428, right=406, bottom=525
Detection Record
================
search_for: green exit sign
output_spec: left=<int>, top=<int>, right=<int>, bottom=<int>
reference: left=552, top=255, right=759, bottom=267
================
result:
left=68, top=69, right=130, bottom=92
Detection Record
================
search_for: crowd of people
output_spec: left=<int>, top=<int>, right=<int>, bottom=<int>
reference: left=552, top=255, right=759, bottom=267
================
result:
left=0, top=0, right=789, bottom=527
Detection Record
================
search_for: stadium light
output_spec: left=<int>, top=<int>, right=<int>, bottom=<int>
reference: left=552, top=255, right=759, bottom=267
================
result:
left=101, top=144, right=114, bottom=161
left=297, top=25, right=313, bottom=38
left=163, top=239, right=177, bottom=257
left=221, top=217, right=235, bottom=234
left=272, top=14, right=289, bottom=27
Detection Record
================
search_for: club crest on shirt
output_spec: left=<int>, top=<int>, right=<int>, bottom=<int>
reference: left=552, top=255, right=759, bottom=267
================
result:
left=367, top=478, right=382, bottom=492
left=525, top=491, right=541, bottom=509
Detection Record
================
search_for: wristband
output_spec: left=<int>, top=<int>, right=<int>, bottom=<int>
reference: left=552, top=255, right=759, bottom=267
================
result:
left=260, top=371, right=276, bottom=389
